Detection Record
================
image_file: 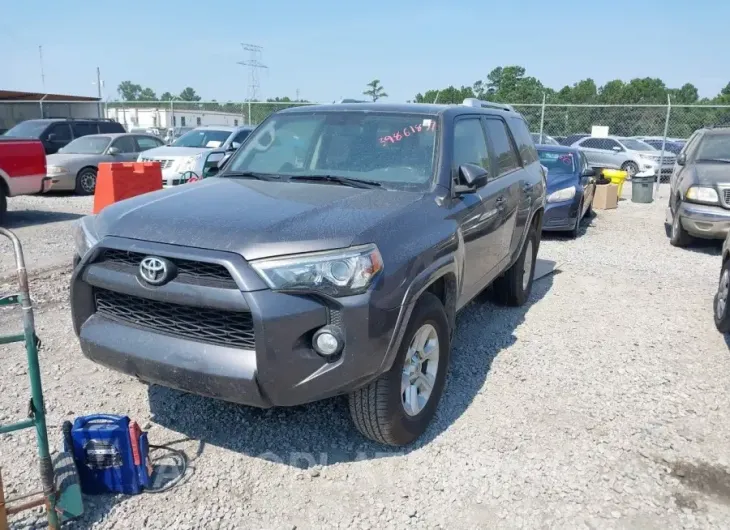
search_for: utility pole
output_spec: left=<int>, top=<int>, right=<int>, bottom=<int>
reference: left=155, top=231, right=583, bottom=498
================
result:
left=95, top=67, right=103, bottom=118
left=38, top=45, right=45, bottom=92
left=237, top=43, right=267, bottom=102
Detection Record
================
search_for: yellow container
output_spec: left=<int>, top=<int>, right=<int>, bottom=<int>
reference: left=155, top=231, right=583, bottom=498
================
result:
left=602, top=169, right=628, bottom=198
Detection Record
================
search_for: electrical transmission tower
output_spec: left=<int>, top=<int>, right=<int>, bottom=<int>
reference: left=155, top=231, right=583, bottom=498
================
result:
left=237, top=43, right=268, bottom=101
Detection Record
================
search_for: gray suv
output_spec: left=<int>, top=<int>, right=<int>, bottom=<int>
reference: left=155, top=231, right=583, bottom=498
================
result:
left=71, top=100, right=546, bottom=445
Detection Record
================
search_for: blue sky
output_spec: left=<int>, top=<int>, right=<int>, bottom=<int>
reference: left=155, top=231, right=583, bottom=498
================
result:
left=2, top=0, right=729, bottom=103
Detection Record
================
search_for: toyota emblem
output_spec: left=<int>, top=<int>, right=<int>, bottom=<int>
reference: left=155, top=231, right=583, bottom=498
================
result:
left=139, top=256, right=173, bottom=286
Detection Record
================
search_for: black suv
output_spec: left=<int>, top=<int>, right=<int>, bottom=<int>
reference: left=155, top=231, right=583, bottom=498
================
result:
left=71, top=100, right=546, bottom=445
left=4, top=118, right=125, bottom=154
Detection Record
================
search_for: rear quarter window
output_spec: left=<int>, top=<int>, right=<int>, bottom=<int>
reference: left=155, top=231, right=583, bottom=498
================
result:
left=507, top=116, right=539, bottom=165
left=99, top=121, right=125, bottom=133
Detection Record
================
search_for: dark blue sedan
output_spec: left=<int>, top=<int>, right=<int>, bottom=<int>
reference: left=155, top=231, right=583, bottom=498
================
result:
left=537, top=145, right=597, bottom=238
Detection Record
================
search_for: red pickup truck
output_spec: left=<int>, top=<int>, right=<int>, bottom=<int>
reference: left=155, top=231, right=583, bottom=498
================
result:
left=0, top=138, right=47, bottom=222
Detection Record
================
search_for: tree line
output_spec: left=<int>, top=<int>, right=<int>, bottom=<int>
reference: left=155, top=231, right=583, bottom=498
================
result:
left=116, top=68, right=730, bottom=137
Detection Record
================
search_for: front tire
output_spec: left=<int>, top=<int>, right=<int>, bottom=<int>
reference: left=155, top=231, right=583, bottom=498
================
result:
left=715, top=259, right=730, bottom=333
left=348, top=292, right=450, bottom=446
left=621, top=161, right=639, bottom=177
left=669, top=198, right=693, bottom=247
left=75, top=167, right=97, bottom=195
left=492, top=225, right=539, bottom=306
left=570, top=199, right=584, bottom=239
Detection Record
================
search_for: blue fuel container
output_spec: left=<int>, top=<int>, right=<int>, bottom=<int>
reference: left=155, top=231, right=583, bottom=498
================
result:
left=66, top=414, right=151, bottom=495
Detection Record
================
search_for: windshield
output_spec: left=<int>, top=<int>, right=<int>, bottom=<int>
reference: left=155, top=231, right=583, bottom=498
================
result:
left=697, top=134, right=730, bottom=161
left=223, top=111, right=438, bottom=191
left=4, top=120, right=48, bottom=138
left=172, top=129, right=232, bottom=148
left=538, top=150, right=576, bottom=174
left=619, top=138, right=656, bottom=151
left=59, top=136, right=111, bottom=154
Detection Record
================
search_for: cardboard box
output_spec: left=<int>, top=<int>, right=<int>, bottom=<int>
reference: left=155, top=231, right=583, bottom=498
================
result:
left=593, top=184, right=618, bottom=210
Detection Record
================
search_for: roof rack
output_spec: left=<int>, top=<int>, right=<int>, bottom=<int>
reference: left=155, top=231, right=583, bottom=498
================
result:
left=41, top=117, right=118, bottom=122
left=334, top=99, right=368, bottom=104
left=461, top=98, right=515, bottom=112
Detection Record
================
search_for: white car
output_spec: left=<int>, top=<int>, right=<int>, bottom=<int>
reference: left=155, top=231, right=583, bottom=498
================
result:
left=139, top=125, right=254, bottom=187
left=571, top=136, right=676, bottom=180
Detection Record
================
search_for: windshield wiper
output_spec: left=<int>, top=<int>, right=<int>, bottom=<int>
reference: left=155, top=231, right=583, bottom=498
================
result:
left=288, top=174, right=382, bottom=189
left=220, top=171, right=282, bottom=181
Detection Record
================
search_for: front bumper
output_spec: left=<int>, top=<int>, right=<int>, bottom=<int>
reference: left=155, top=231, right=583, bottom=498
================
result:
left=71, top=238, right=399, bottom=407
left=542, top=198, right=580, bottom=231
left=161, top=168, right=190, bottom=188
left=44, top=172, right=74, bottom=192
left=678, top=201, right=730, bottom=239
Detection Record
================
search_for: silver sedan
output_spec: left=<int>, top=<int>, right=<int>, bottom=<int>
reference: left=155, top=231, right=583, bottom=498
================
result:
left=44, top=133, right=164, bottom=195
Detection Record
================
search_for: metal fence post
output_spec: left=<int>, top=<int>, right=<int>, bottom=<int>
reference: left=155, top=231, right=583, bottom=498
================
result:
left=248, top=101, right=252, bottom=125
left=170, top=99, right=174, bottom=128
left=538, top=93, right=546, bottom=143
left=655, top=95, right=672, bottom=196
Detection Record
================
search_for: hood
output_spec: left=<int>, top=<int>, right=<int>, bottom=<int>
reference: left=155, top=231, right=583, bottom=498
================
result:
left=96, top=178, right=426, bottom=261
left=545, top=171, right=578, bottom=195
left=694, top=163, right=730, bottom=186
left=46, top=153, right=103, bottom=166
left=138, top=146, right=213, bottom=159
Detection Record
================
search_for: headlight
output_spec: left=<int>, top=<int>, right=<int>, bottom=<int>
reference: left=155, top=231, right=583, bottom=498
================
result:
left=177, top=154, right=203, bottom=173
left=72, top=215, right=100, bottom=260
left=547, top=186, right=576, bottom=203
left=47, top=166, right=68, bottom=175
left=250, top=244, right=383, bottom=297
left=685, top=186, right=719, bottom=205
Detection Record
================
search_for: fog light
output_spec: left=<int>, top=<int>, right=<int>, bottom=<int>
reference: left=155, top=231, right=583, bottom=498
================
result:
left=312, top=326, right=344, bottom=358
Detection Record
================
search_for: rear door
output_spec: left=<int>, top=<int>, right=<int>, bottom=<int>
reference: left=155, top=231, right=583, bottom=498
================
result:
left=576, top=137, right=606, bottom=167
left=482, top=116, right=523, bottom=270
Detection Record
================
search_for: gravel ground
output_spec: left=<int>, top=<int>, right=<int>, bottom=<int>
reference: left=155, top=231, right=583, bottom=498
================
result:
left=2, top=185, right=730, bottom=529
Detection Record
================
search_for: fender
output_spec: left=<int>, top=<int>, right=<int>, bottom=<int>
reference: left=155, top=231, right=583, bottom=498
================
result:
left=507, top=205, right=544, bottom=267
left=377, top=252, right=459, bottom=374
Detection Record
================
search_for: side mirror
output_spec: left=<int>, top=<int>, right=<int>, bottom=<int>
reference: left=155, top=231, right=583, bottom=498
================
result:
left=581, top=167, right=596, bottom=177
left=677, top=153, right=686, bottom=166
left=454, top=163, right=489, bottom=194
left=46, top=133, right=57, bottom=142
left=107, top=146, right=120, bottom=155
left=229, top=141, right=241, bottom=151
left=203, top=151, right=227, bottom=177
left=611, top=146, right=622, bottom=152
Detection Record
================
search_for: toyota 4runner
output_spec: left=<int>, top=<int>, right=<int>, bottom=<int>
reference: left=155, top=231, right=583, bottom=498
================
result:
left=71, top=99, right=546, bottom=446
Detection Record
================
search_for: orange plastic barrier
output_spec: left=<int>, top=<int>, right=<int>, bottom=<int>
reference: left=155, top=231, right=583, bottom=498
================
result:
left=93, top=162, right=162, bottom=214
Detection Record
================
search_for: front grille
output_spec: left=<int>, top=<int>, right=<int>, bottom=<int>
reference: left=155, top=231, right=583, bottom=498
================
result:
left=722, top=189, right=730, bottom=208
left=99, top=249, right=236, bottom=288
left=141, top=158, right=174, bottom=169
left=95, top=289, right=255, bottom=349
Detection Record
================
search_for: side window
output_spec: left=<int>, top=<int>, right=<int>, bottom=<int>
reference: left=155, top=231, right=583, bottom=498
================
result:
left=604, top=139, right=621, bottom=151
left=484, top=118, right=521, bottom=176
left=135, top=136, right=163, bottom=151
left=507, top=116, right=538, bottom=165
left=99, top=121, right=123, bottom=133
left=452, top=118, right=490, bottom=174
left=48, top=123, right=72, bottom=142
left=579, top=138, right=603, bottom=149
left=232, top=129, right=251, bottom=144
left=71, top=122, right=99, bottom=138
left=579, top=151, right=591, bottom=171
left=196, top=117, right=202, bottom=126
left=181, top=116, right=186, bottom=126
left=112, top=136, right=138, bottom=153
left=234, top=119, right=239, bottom=126
left=683, top=132, right=701, bottom=159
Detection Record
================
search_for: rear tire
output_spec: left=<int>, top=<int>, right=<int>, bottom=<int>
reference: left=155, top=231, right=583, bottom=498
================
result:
left=493, top=225, right=539, bottom=307
left=348, top=292, right=450, bottom=446
left=75, top=167, right=97, bottom=195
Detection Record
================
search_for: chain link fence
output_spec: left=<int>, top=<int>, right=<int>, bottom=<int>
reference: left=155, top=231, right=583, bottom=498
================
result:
left=3, top=99, right=730, bottom=145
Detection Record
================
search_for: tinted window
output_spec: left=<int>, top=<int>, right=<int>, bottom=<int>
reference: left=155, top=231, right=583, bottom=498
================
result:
left=71, top=122, right=99, bottom=137
left=135, top=136, right=163, bottom=151
left=111, top=136, right=138, bottom=153
left=580, top=138, right=605, bottom=149
left=99, top=121, right=124, bottom=133
left=453, top=118, right=490, bottom=171
left=696, top=134, right=730, bottom=161
left=232, top=129, right=251, bottom=144
left=508, top=117, right=539, bottom=164
left=48, top=123, right=72, bottom=142
left=4, top=120, right=49, bottom=138
left=225, top=112, right=438, bottom=191
left=484, top=118, right=520, bottom=175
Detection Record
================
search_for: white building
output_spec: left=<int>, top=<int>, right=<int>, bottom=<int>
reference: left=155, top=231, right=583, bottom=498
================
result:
left=105, top=107, right=246, bottom=131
